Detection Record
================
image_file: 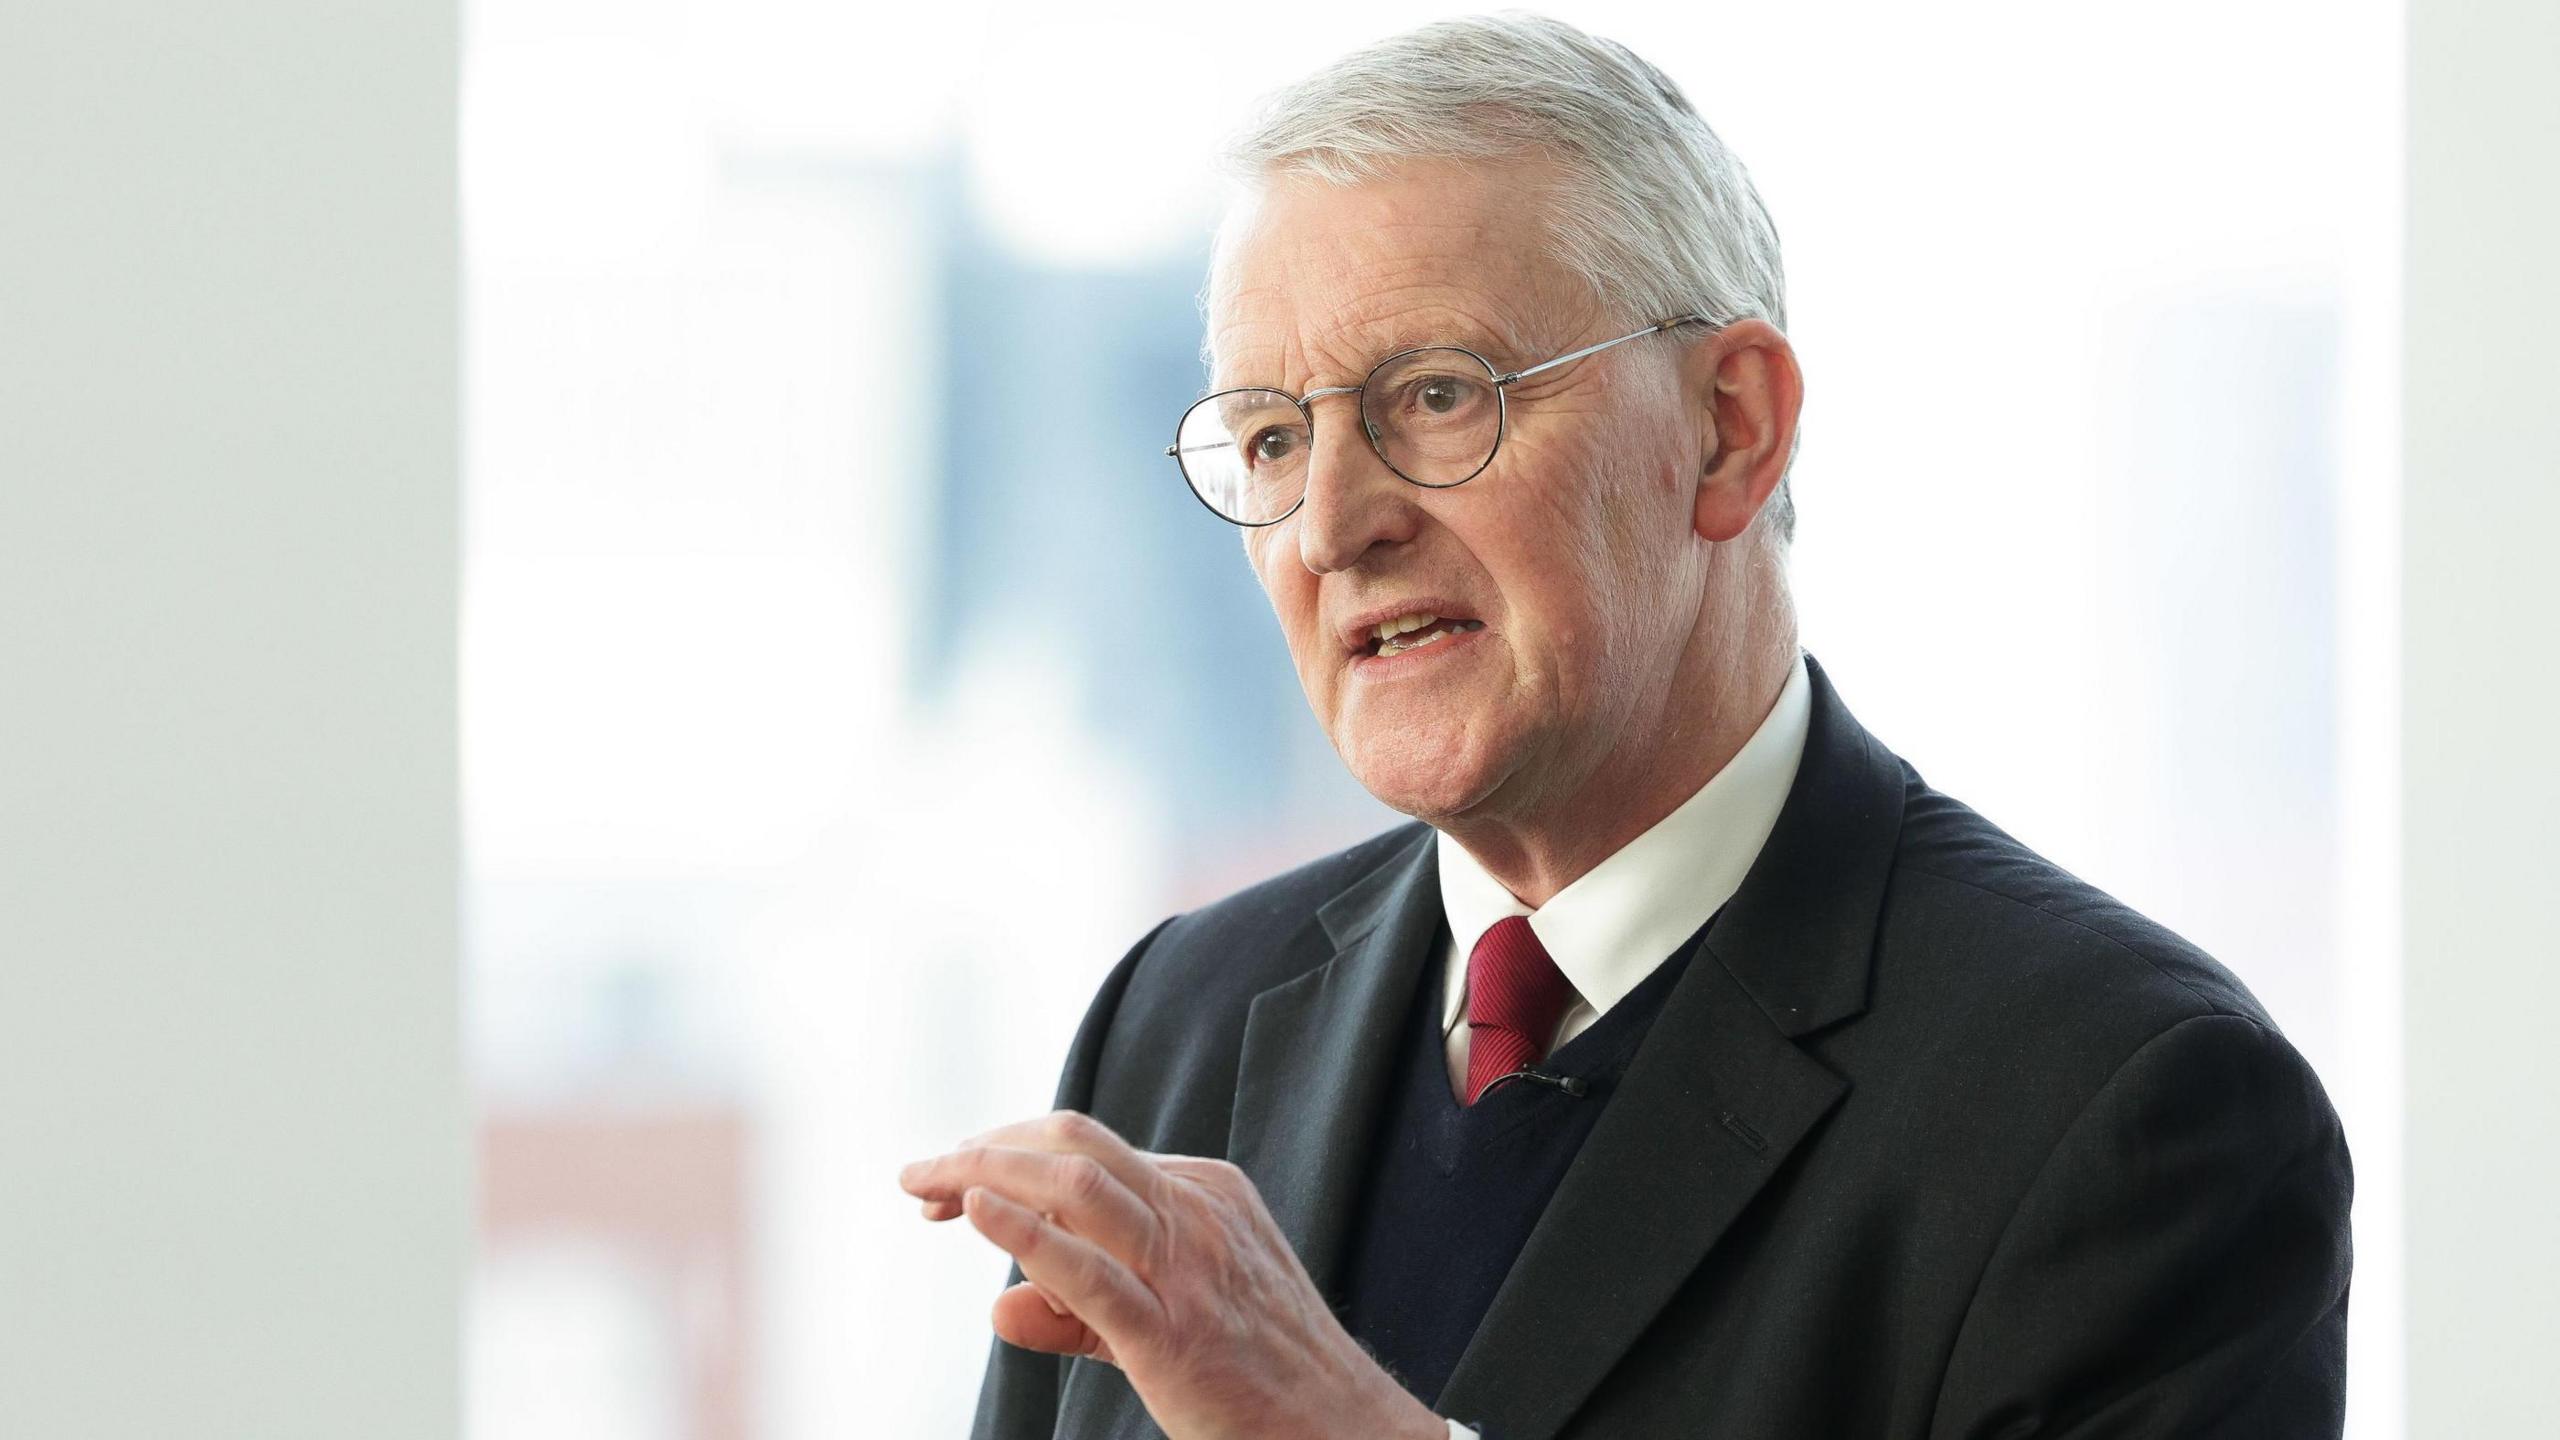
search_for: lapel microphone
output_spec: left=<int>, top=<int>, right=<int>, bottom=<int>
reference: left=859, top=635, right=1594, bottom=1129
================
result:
left=1483, top=1065, right=1589, bottom=1098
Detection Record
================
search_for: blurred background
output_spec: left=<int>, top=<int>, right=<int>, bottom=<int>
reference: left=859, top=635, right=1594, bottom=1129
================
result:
left=458, top=1, right=2404, bottom=1435
left=7, top=0, right=2554, bottom=1437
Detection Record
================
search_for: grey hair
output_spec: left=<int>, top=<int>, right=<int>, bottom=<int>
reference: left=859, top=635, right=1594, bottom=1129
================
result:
left=1211, top=11, right=1797, bottom=547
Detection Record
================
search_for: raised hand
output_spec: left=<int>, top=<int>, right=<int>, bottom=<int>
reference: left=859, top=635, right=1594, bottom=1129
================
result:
left=899, top=1109, right=1446, bottom=1440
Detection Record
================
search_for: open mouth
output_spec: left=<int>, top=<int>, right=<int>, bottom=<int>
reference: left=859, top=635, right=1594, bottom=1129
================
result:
left=1364, top=614, right=1487, bottom=660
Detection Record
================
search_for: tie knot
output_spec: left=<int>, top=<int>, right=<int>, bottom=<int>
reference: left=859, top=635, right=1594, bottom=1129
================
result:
left=1465, top=915, right=1576, bottom=1046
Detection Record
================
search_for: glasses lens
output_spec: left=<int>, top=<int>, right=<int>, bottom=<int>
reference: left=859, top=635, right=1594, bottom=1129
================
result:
left=1362, top=348, right=1501, bottom=487
left=1175, top=388, right=1309, bottom=525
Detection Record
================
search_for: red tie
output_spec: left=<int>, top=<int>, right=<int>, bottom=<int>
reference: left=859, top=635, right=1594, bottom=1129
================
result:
left=1463, top=915, right=1579, bottom=1105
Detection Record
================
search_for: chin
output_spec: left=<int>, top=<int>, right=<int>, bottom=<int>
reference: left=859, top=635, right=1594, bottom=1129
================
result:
left=1337, top=725, right=1512, bottom=824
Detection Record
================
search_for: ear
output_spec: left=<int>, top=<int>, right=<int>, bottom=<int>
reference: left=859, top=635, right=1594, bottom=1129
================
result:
left=1686, top=319, right=1803, bottom=544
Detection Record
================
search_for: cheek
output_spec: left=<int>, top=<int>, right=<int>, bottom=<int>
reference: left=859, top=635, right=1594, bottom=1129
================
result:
left=1247, top=536, right=1335, bottom=694
left=1522, top=430, right=1618, bottom=545
left=1245, top=532, right=1298, bottom=614
left=1500, top=435, right=1683, bottom=667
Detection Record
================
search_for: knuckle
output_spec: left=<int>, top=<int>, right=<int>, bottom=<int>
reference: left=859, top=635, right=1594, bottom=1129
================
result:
left=1057, top=1154, right=1111, bottom=1204
left=1044, top=1109, right=1102, bottom=1145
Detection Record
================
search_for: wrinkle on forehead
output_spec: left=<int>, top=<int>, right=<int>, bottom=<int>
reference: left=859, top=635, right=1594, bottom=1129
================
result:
left=1205, top=161, right=1598, bottom=395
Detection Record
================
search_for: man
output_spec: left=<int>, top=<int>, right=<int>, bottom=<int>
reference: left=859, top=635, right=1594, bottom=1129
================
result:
left=899, top=14, right=2352, bottom=1438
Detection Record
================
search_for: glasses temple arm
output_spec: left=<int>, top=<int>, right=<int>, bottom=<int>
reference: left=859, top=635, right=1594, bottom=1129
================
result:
left=1494, top=313, right=1719, bottom=386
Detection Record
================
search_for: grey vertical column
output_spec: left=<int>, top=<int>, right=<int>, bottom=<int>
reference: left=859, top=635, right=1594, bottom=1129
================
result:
left=2405, top=0, right=2560, bottom=1433
left=0, top=2, right=461, bottom=1438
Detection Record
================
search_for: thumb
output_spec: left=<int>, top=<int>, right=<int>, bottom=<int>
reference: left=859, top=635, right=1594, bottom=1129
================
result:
left=992, top=1281, right=1119, bottom=1366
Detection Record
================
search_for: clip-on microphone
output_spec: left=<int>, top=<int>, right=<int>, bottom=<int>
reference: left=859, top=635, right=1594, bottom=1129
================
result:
left=1481, top=1065, right=1589, bottom=1099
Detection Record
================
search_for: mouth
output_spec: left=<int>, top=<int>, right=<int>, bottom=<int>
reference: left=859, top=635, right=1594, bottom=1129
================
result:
left=1331, top=599, right=1495, bottom=671
left=1331, top=597, right=1495, bottom=661
left=1354, top=611, right=1488, bottom=661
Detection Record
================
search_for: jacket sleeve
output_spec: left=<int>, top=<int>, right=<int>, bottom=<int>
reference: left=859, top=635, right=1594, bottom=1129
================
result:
left=966, top=915, right=1177, bottom=1440
left=1929, top=1013, right=2354, bottom=1439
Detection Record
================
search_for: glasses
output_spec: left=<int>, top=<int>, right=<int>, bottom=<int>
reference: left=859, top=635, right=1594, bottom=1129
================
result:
left=1166, top=314, right=1716, bottom=527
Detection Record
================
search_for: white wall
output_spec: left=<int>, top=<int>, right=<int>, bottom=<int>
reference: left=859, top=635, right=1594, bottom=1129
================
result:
left=2404, top=0, right=2560, bottom=1433
left=0, top=3, right=461, bottom=1437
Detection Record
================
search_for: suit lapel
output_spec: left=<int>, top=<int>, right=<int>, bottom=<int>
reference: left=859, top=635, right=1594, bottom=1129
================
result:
left=1228, top=825, right=1443, bottom=1300
left=1434, top=654, right=1909, bottom=1438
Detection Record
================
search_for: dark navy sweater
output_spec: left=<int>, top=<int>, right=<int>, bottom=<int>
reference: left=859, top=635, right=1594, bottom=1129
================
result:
left=1332, top=915, right=1708, bottom=1413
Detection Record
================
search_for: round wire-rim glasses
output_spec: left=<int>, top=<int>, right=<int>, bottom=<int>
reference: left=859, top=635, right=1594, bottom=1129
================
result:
left=1166, top=313, right=1718, bottom=527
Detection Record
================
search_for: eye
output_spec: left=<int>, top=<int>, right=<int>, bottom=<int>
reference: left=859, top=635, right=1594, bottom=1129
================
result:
left=1248, top=426, right=1301, bottom=466
left=1397, top=371, right=1489, bottom=422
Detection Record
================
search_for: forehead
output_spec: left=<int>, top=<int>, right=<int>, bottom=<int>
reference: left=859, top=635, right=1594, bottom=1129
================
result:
left=1206, top=157, right=1590, bottom=390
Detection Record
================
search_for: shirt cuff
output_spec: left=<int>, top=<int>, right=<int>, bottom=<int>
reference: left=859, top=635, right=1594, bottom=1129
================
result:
left=1446, top=1422, right=1479, bottom=1440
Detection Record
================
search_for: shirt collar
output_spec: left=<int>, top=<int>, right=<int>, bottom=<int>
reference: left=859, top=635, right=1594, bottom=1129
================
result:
left=1436, top=650, right=1813, bottom=1032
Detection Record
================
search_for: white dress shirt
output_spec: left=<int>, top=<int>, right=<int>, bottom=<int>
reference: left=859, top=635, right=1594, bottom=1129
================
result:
left=1433, top=651, right=1810, bottom=1439
left=1434, top=649, right=1812, bottom=1100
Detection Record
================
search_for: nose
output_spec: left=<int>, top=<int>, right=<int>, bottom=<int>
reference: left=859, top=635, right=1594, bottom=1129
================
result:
left=1294, top=392, right=1420, bottom=575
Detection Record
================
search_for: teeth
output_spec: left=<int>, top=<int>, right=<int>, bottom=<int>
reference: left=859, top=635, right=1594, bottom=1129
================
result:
left=1374, top=618, right=1482, bottom=658
left=1370, top=612, right=1439, bottom=643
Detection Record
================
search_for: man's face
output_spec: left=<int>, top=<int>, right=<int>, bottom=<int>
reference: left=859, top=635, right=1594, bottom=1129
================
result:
left=1210, top=158, right=1712, bottom=826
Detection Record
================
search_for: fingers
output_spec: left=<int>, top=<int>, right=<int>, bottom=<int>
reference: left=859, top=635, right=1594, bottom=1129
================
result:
left=990, top=1280, right=1116, bottom=1365
left=963, top=1185, right=1158, bottom=1344
left=954, top=1110, right=1165, bottom=1208
left=899, top=1108, right=1178, bottom=1362
left=901, top=1144, right=1160, bottom=1262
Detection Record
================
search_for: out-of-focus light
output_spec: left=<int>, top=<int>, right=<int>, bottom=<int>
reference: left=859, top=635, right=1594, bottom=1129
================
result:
left=959, top=16, right=1241, bottom=268
left=463, top=38, right=712, bottom=276
left=463, top=554, right=872, bottom=873
left=469, top=1242, right=680, bottom=1440
left=690, top=0, right=991, bottom=158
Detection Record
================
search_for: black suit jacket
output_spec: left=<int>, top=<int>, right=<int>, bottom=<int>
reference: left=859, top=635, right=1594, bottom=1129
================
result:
left=970, top=654, right=2352, bottom=1439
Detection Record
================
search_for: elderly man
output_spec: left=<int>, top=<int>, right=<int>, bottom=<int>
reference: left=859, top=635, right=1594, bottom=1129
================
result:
left=900, top=14, right=2352, bottom=1439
